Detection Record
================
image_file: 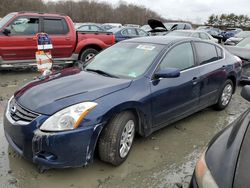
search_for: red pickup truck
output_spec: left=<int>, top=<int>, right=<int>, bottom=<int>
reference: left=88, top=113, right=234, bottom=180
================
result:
left=0, top=12, right=115, bottom=68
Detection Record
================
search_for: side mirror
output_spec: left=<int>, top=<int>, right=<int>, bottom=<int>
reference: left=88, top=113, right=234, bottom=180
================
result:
left=241, top=86, right=250, bottom=101
left=154, top=68, right=180, bottom=79
left=2, top=28, right=11, bottom=36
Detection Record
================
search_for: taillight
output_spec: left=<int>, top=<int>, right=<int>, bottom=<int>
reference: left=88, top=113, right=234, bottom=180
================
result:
left=234, top=56, right=242, bottom=66
left=112, top=34, right=116, bottom=44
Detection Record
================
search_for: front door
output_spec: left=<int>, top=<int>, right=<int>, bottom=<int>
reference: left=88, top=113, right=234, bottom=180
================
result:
left=0, top=16, right=41, bottom=61
left=150, top=42, right=201, bottom=127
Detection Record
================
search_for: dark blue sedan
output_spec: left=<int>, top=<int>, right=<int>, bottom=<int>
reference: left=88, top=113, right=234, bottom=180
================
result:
left=3, top=36, right=242, bottom=170
left=110, top=27, right=149, bottom=42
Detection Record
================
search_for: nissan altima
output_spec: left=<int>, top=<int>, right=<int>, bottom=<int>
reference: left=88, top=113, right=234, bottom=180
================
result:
left=3, top=36, right=242, bottom=170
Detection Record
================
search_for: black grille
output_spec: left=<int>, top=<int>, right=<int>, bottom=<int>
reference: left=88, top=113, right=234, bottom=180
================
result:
left=9, top=99, right=39, bottom=122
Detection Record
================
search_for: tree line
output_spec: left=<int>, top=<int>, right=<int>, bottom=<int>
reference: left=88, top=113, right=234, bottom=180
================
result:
left=0, top=0, right=164, bottom=25
left=206, top=13, right=250, bottom=29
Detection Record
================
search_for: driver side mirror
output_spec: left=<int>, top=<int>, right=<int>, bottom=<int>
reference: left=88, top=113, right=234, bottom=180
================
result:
left=2, top=28, right=11, bottom=36
left=154, top=68, right=180, bottom=79
left=241, top=86, right=250, bottom=101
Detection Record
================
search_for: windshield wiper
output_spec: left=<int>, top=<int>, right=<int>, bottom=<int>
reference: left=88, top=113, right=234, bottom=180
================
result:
left=86, top=68, right=119, bottom=78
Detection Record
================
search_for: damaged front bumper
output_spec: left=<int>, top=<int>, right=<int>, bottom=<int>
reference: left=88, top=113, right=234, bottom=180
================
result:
left=4, top=110, right=103, bottom=169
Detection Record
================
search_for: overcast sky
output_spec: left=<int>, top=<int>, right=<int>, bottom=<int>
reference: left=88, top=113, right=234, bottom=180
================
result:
left=51, top=0, right=250, bottom=24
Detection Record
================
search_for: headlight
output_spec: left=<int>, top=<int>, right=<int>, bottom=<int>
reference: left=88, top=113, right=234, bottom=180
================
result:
left=195, top=149, right=218, bottom=188
left=40, top=102, right=97, bottom=131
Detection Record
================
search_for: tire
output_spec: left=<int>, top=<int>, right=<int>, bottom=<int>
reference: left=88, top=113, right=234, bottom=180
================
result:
left=98, top=111, right=137, bottom=166
left=79, top=48, right=99, bottom=64
left=214, top=79, right=233, bottom=110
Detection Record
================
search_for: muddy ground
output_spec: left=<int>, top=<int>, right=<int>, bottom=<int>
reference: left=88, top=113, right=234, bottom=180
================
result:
left=0, top=69, right=249, bottom=188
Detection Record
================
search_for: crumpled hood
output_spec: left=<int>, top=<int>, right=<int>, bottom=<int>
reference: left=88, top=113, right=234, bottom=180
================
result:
left=15, top=69, right=131, bottom=115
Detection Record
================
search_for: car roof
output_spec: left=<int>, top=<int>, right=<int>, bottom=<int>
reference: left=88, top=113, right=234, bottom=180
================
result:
left=172, top=30, right=202, bottom=33
left=122, top=36, right=200, bottom=45
left=15, top=11, right=67, bottom=17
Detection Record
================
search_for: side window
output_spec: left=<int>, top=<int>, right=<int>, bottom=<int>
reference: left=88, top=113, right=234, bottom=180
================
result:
left=216, top=46, right=223, bottom=60
left=90, top=25, right=103, bottom=31
left=43, top=18, right=69, bottom=34
left=195, top=42, right=218, bottom=64
left=123, top=28, right=137, bottom=36
left=192, top=33, right=200, bottom=38
left=137, top=29, right=148, bottom=36
left=200, top=33, right=209, bottom=40
left=184, top=24, right=192, bottom=30
left=78, top=25, right=90, bottom=31
left=159, top=42, right=195, bottom=71
left=7, top=17, right=39, bottom=35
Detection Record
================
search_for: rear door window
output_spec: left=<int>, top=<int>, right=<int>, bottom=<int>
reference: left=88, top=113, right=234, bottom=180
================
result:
left=195, top=42, right=218, bottom=64
left=43, top=18, right=69, bottom=34
left=159, top=42, right=195, bottom=71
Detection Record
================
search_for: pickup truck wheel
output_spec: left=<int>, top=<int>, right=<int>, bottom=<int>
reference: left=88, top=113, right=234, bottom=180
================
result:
left=214, top=79, right=233, bottom=110
left=98, top=111, right=136, bottom=166
left=80, top=48, right=99, bottom=63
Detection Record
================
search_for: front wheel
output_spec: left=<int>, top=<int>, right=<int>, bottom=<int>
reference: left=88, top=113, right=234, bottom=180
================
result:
left=214, top=79, right=233, bottom=110
left=98, top=111, right=136, bottom=166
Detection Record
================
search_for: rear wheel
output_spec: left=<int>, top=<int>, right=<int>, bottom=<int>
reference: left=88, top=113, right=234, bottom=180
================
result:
left=98, top=111, right=136, bottom=166
left=79, top=48, right=99, bottom=64
left=214, top=79, right=233, bottom=110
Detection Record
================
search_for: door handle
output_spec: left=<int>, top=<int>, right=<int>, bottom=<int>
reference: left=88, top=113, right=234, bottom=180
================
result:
left=192, top=77, right=199, bottom=85
left=65, top=37, right=71, bottom=40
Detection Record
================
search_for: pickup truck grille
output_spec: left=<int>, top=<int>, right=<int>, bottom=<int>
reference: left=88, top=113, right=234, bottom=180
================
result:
left=9, top=98, right=39, bottom=122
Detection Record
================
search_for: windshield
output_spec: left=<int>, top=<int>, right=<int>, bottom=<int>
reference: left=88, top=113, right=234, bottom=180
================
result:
left=0, top=13, right=16, bottom=30
left=167, top=31, right=191, bottom=37
left=85, top=42, right=163, bottom=78
left=235, top=31, right=250, bottom=38
left=237, top=38, right=250, bottom=49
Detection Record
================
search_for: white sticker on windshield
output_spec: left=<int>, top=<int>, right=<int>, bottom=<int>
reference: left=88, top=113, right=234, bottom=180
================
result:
left=136, top=45, right=155, bottom=51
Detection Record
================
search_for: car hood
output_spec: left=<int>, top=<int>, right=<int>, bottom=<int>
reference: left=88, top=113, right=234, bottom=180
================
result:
left=227, top=37, right=243, bottom=42
left=15, top=68, right=132, bottom=115
left=225, top=45, right=250, bottom=61
left=148, top=19, right=168, bottom=30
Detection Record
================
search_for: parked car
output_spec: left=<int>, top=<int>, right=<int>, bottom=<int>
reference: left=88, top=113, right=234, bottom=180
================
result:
left=224, top=31, right=250, bottom=45
left=225, top=37, right=250, bottom=82
left=220, top=28, right=243, bottom=42
left=0, top=12, right=115, bottom=68
left=147, top=19, right=193, bottom=36
left=197, top=27, right=223, bottom=43
left=190, top=86, right=250, bottom=188
left=109, top=27, right=149, bottom=42
left=3, top=36, right=241, bottom=170
left=123, top=24, right=140, bottom=28
left=102, top=23, right=122, bottom=30
left=166, top=30, right=218, bottom=42
left=76, top=23, right=106, bottom=32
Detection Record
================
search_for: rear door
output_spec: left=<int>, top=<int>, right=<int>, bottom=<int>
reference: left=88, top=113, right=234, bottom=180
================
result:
left=194, top=42, right=226, bottom=107
left=150, top=42, right=201, bottom=127
left=0, top=16, right=41, bottom=61
left=42, top=17, right=75, bottom=58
